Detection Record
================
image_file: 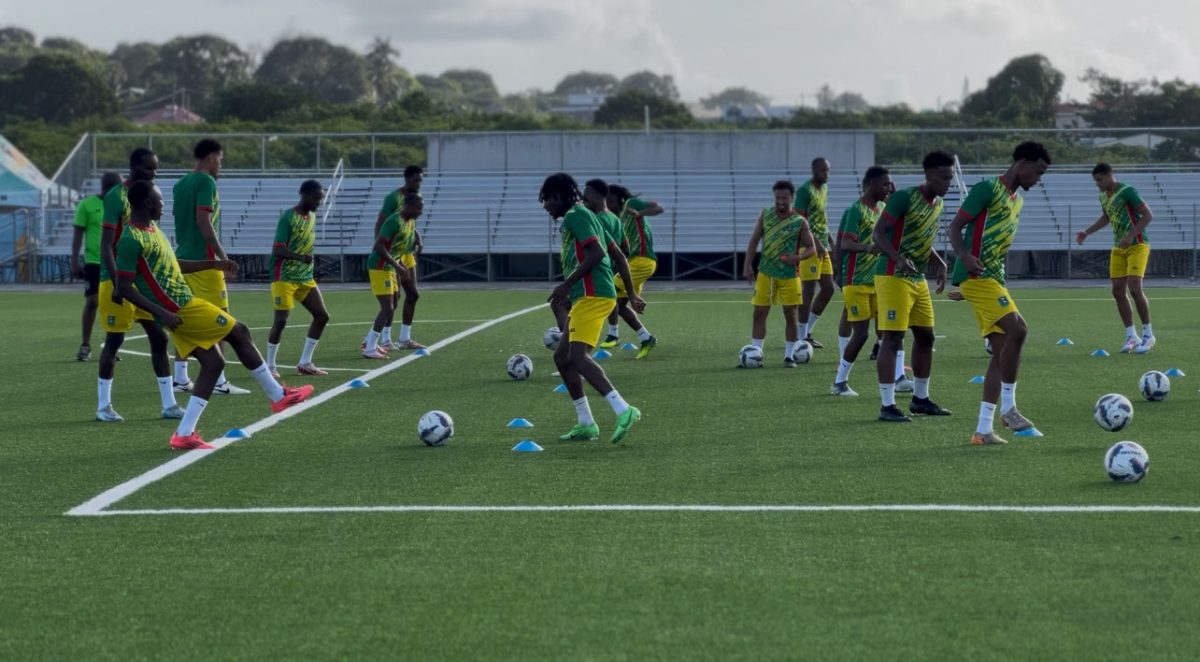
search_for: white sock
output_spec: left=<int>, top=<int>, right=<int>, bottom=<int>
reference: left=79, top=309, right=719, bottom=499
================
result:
left=807, top=313, right=821, bottom=337
left=1125, top=325, right=1137, bottom=340
left=914, top=377, right=930, bottom=399
left=573, top=397, right=594, bottom=426
left=1142, top=323, right=1153, bottom=338
left=366, top=329, right=380, bottom=351
left=608, top=323, right=619, bottom=337
left=605, top=390, right=630, bottom=415
left=176, top=396, right=208, bottom=436
left=299, top=337, right=319, bottom=365
left=266, top=343, right=279, bottom=370
left=836, top=358, right=854, bottom=384
left=381, top=326, right=392, bottom=345
left=174, top=360, right=189, bottom=383
left=156, top=376, right=176, bottom=409
left=879, top=382, right=896, bottom=407
left=838, top=335, right=850, bottom=357
left=784, top=341, right=796, bottom=361
left=1000, top=382, right=1016, bottom=412
left=637, top=327, right=652, bottom=342
left=98, top=377, right=113, bottom=409
left=399, top=324, right=413, bottom=342
left=216, top=370, right=228, bottom=387
left=895, top=350, right=906, bottom=382
left=977, top=401, right=996, bottom=435
left=251, top=364, right=285, bottom=401
left=751, top=338, right=764, bottom=349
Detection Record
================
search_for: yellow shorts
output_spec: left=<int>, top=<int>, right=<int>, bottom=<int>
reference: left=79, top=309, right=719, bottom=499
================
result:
left=799, top=253, right=834, bottom=282
left=98, top=279, right=153, bottom=333
left=842, top=284, right=877, bottom=323
left=959, top=278, right=1020, bottom=337
left=1110, top=244, right=1150, bottom=279
left=271, top=280, right=317, bottom=311
left=566, top=296, right=617, bottom=348
left=400, top=253, right=417, bottom=270
left=875, top=275, right=935, bottom=331
left=752, top=272, right=803, bottom=307
left=171, top=299, right=237, bottom=359
left=369, top=269, right=397, bottom=296
left=184, top=269, right=229, bottom=309
left=616, top=257, right=657, bottom=296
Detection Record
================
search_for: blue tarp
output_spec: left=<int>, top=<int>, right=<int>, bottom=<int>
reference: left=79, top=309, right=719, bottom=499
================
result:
left=0, top=135, right=49, bottom=209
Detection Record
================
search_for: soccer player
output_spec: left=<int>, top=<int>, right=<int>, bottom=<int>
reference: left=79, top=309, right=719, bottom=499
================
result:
left=1076, top=163, right=1156, bottom=354
left=172, top=138, right=250, bottom=395
left=266, top=180, right=330, bottom=378
left=872, top=151, right=955, bottom=423
left=94, top=150, right=183, bottom=423
left=950, top=142, right=1051, bottom=445
left=742, top=180, right=817, bottom=367
left=367, top=164, right=425, bottom=351
left=116, top=181, right=313, bottom=450
left=71, top=171, right=121, bottom=361
left=795, top=157, right=835, bottom=349
left=598, top=185, right=662, bottom=355
left=363, top=194, right=422, bottom=358
left=581, top=180, right=650, bottom=356
left=831, top=166, right=891, bottom=396
left=541, top=173, right=643, bottom=444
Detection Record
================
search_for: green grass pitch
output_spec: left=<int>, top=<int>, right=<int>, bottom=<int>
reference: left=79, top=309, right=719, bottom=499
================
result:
left=3, top=285, right=1200, bottom=659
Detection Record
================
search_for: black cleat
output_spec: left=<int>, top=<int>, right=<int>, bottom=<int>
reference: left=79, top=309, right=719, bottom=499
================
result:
left=869, top=341, right=880, bottom=361
left=909, top=397, right=952, bottom=416
left=878, top=405, right=912, bottom=422
left=805, top=336, right=824, bottom=349
left=76, top=344, right=91, bottom=362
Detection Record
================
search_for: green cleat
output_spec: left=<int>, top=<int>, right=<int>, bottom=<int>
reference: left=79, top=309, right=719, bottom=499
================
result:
left=597, top=335, right=620, bottom=349
left=610, top=406, right=642, bottom=444
left=635, top=335, right=657, bottom=360
left=559, top=423, right=600, bottom=441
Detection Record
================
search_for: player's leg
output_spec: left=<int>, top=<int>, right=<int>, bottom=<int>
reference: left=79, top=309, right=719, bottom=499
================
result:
left=1128, top=273, right=1154, bottom=353
left=876, top=330, right=909, bottom=422
left=96, top=331, right=125, bottom=422
left=837, top=306, right=851, bottom=357
left=295, top=286, right=330, bottom=374
left=78, top=265, right=99, bottom=361
left=993, top=311, right=1031, bottom=430
left=797, top=279, right=816, bottom=346
left=365, top=293, right=394, bottom=359
left=804, top=272, right=835, bottom=346
left=396, top=268, right=425, bottom=350
left=141, top=319, right=182, bottom=419
left=833, top=287, right=872, bottom=396
left=1109, top=247, right=1139, bottom=352
left=571, top=297, right=639, bottom=443
left=217, top=318, right=313, bottom=411
left=782, top=304, right=799, bottom=367
left=267, top=281, right=294, bottom=379
left=600, top=305, right=621, bottom=349
left=751, top=305, right=770, bottom=350
left=907, top=325, right=950, bottom=416
left=171, top=344, right=224, bottom=450
left=554, top=311, right=596, bottom=441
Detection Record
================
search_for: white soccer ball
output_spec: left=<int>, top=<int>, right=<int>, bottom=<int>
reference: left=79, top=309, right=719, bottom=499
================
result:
left=1139, top=370, right=1170, bottom=401
left=418, top=410, right=455, bottom=446
left=1094, top=393, right=1134, bottom=432
left=791, top=341, right=813, bottom=364
left=543, top=327, right=562, bottom=350
left=1105, top=441, right=1149, bottom=483
left=738, top=344, right=764, bottom=369
left=507, top=353, right=533, bottom=380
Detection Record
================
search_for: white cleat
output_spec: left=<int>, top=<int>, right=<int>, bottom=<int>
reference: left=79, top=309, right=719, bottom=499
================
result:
left=830, top=382, right=859, bottom=397
left=894, top=377, right=915, bottom=393
left=213, top=381, right=251, bottom=395
left=173, top=380, right=193, bottom=393
left=161, top=404, right=186, bottom=419
left=1133, top=336, right=1156, bottom=355
left=1120, top=337, right=1139, bottom=354
left=96, top=405, right=124, bottom=422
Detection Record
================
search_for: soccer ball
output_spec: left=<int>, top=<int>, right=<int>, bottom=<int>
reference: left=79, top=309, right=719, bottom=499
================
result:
left=738, top=344, right=764, bottom=369
left=1139, top=370, right=1170, bottom=401
left=1104, top=441, right=1149, bottom=483
left=792, top=341, right=813, bottom=364
left=543, top=327, right=562, bottom=350
left=418, top=410, right=455, bottom=446
left=507, top=353, right=533, bottom=380
left=1093, top=394, right=1133, bottom=432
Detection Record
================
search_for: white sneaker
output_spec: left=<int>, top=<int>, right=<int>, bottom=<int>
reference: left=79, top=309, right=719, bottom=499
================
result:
left=362, top=347, right=390, bottom=360
left=1120, top=337, right=1139, bottom=354
left=894, top=377, right=915, bottom=393
left=830, top=382, right=859, bottom=397
left=1133, top=336, right=1156, bottom=355
left=213, top=381, right=251, bottom=395
left=173, top=380, right=193, bottom=393
left=161, top=404, right=186, bottom=419
left=96, top=405, right=124, bottom=422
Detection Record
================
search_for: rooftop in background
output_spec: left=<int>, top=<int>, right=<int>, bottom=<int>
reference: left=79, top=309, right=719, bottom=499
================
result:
left=134, top=104, right=204, bottom=126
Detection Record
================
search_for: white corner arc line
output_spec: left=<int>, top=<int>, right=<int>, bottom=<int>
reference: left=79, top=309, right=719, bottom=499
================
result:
left=67, top=303, right=547, bottom=517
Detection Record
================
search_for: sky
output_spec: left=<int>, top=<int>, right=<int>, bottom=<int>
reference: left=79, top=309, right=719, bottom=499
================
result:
left=2, top=0, right=1199, bottom=108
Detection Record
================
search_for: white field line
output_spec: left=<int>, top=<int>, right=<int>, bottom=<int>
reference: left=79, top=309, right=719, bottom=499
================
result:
left=652, top=296, right=1200, bottom=305
left=67, top=303, right=547, bottom=517
left=86, top=504, right=1200, bottom=517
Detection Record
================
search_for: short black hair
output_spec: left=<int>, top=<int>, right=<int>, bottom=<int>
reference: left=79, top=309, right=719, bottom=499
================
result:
left=403, top=165, right=424, bottom=179
left=402, top=193, right=422, bottom=207
left=129, top=147, right=155, bottom=170
left=193, top=138, right=222, bottom=161
left=100, top=171, right=122, bottom=192
left=772, top=179, right=795, bottom=194
left=863, top=165, right=890, bottom=186
left=299, top=179, right=323, bottom=194
left=922, top=150, right=955, bottom=170
left=608, top=184, right=633, bottom=204
left=127, top=180, right=156, bottom=208
left=584, top=178, right=609, bottom=197
left=1013, top=141, right=1052, bottom=165
left=539, top=172, right=582, bottom=205
left=812, top=157, right=828, bottom=167
left=1093, top=162, right=1114, bottom=176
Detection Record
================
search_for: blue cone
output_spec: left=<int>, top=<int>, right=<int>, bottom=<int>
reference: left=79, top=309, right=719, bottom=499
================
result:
left=1056, top=337, right=1074, bottom=346
left=414, top=348, right=430, bottom=357
left=225, top=428, right=249, bottom=439
left=1091, top=349, right=1110, bottom=357
left=1014, top=428, right=1044, bottom=438
left=593, top=349, right=612, bottom=360
left=969, top=375, right=985, bottom=384
left=349, top=378, right=369, bottom=389
left=507, top=418, right=534, bottom=428
left=512, top=440, right=544, bottom=452
left=621, top=342, right=638, bottom=351
left=553, top=384, right=569, bottom=393
left=1166, top=368, right=1186, bottom=378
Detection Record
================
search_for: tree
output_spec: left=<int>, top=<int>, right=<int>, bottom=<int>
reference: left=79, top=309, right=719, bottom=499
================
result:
left=1080, top=69, right=1145, bottom=127
left=415, top=74, right=464, bottom=105
left=961, top=54, right=1064, bottom=124
left=108, top=41, right=161, bottom=93
left=701, top=86, right=770, bottom=109
left=256, top=37, right=370, bottom=105
left=143, top=35, right=251, bottom=111
left=208, top=82, right=314, bottom=122
left=0, top=26, right=37, bottom=74
left=439, top=69, right=500, bottom=110
left=618, top=71, right=680, bottom=100
left=365, top=37, right=416, bottom=107
left=594, top=90, right=693, bottom=128
left=832, top=92, right=869, bottom=113
left=553, top=71, right=619, bottom=96
left=0, top=52, right=117, bottom=123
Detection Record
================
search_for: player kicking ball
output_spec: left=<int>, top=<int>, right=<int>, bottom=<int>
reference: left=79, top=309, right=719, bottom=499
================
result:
left=115, top=181, right=312, bottom=450
left=541, top=173, right=644, bottom=444
left=266, top=180, right=331, bottom=378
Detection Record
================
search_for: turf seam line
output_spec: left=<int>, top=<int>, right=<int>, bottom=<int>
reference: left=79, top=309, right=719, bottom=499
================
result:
left=66, top=303, right=548, bottom=518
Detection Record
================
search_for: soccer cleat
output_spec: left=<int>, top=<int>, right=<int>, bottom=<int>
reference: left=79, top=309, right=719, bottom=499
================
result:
left=635, top=336, right=657, bottom=360
left=214, top=381, right=251, bottom=396
left=394, top=339, right=426, bottom=350
left=95, top=405, right=124, bottom=423
left=173, top=380, right=193, bottom=393
left=610, top=406, right=642, bottom=444
left=271, top=385, right=314, bottom=413
left=830, top=382, right=859, bottom=397
left=1120, top=337, right=1139, bottom=354
left=869, top=341, right=880, bottom=361
left=76, top=344, right=91, bottom=362
left=1133, top=336, right=1156, bottom=355
left=362, top=347, right=390, bottom=360
left=971, top=431, right=1009, bottom=446
left=805, top=336, right=824, bottom=349
left=1000, top=408, right=1034, bottom=432
left=784, top=358, right=798, bottom=368
left=597, top=335, right=620, bottom=349
left=558, top=423, right=600, bottom=441
left=170, top=432, right=214, bottom=451
left=161, top=404, right=186, bottom=419
left=894, top=377, right=915, bottom=393
left=269, top=367, right=281, bottom=380
left=296, top=363, right=329, bottom=376
left=878, top=405, right=912, bottom=423
left=910, top=397, right=952, bottom=416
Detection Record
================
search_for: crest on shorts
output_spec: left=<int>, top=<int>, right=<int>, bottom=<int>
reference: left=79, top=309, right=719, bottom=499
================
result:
left=274, top=296, right=282, bottom=305
left=887, top=309, right=896, bottom=320
left=851, top=305, right=859, bottom=316
left=220, top=290, right=227, bottom=299
left=998, top=296, right=1009, bottom=307
left=216, top=315, right=228, bottom=327
left=107, top=315, right=116, bottom=325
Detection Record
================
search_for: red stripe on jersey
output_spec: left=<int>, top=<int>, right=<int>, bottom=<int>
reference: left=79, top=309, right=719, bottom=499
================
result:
left=1126, top=203, right=1143, bottom=243
left=968, top=210, right=987, bottom=280
left=273, top=257, right=283, bottom=281
left=196, top=206, right=214, bottom=212
left=844, top=252, right=857, bottom=286
left=884, top=212, right=905, bottom=276
left=136, top=257, right=180, bottom=312
left=574, top=237, right=597, bottom=296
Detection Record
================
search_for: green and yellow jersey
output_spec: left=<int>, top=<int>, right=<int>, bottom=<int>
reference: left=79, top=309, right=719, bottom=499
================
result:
left=621, top=198, right=656, bottom=261
left=378, top=187, right=422, bottom=222
left=73, top=194, right=105, bottom=265
left=560, top=204, right=616, bottom=303
left=1101, top=184, right=1149, bottom=246
left=757, top=206, right=806, bottom=279
left=99, top=182, right=132, bottom=281
left=115, top=222, right=193, bottom=312
left=269, top=207, right=316, bottom=283
left=172, top=172, right=221, bottom=261
left=951, top=177, right=1022, bottom=286
left=838, top=198, right=885, bottom=287
left=875, top=185, right=944, bottom=282
left=793, top=180, right=830, bottom=247
left=596, top=209, right=623, bottom=251
left=367, top=212, right=417, bottom=272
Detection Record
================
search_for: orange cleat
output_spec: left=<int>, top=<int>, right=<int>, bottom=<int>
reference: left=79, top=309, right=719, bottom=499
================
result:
left=296, top=363, right=329, bottom=376
left=271, top=384, right=314, bottom=413
left=170, top=432, right=215, bottom=450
